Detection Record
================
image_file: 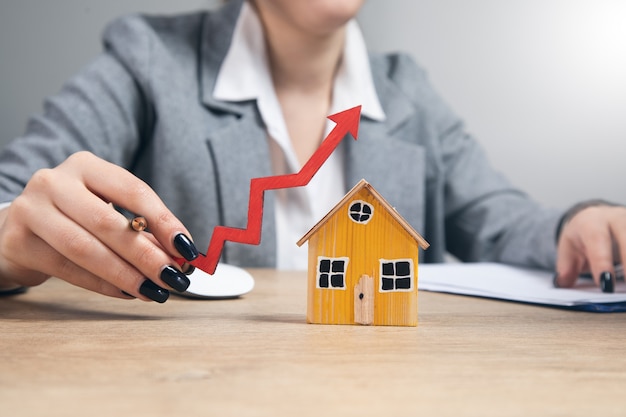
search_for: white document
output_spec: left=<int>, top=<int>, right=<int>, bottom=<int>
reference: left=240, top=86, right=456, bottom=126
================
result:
left=418, top=263, right=626, bottom=311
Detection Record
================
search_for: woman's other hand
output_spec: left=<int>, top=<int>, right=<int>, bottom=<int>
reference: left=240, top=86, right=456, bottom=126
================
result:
left=555, top=203, right=626, bottom=292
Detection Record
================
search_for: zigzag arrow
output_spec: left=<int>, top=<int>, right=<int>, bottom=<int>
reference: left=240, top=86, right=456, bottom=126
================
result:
left=181, top=105, right=361, bottom=275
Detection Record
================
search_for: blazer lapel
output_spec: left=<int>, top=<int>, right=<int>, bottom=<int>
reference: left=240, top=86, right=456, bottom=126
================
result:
left=202, top=106, right=277, bottom=268
left=198, top=0, right=245, bottom=115
left=345, top=120, right=426, bottom=236
left=195, top=0, right=277, bottom=267
left=346, top=62, right=428, bottom=234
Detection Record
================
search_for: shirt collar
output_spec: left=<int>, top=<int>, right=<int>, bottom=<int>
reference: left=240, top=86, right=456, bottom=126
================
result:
left=213, top=2, right=386, bottom=122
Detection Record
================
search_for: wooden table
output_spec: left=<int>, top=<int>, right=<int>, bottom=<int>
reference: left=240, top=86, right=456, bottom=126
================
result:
left=1, top=269, right=626, bottom=416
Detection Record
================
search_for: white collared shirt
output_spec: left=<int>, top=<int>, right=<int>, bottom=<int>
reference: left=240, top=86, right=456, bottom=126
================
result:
left=213, top=2, right=385, bottom=270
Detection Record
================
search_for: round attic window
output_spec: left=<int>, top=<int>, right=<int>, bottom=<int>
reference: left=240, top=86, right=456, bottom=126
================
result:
left=348, top=200, right=373, bottom=224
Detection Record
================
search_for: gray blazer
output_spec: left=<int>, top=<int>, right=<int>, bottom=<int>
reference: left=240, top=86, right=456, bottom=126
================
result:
left=0, top=0, right=561, bottom=270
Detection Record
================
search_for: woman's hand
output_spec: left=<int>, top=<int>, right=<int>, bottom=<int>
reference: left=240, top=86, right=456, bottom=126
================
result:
left=555, top=204, right=626, bottom=292
left=0, top=151, right=199, bottom=302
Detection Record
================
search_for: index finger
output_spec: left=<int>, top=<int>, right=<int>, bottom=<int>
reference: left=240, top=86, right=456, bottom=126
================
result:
left=64, top=152, right=199, bottom=261
left=609, top=208, right=626, bottom=284
left=582, top=206, right=626, bottom=292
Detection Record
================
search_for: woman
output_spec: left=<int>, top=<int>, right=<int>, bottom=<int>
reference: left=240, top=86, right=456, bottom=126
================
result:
left=0, top=0, right=623, bottom=302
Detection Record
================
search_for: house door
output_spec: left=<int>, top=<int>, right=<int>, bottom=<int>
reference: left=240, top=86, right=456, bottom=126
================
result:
left=354, top=274, right=374, bottom=325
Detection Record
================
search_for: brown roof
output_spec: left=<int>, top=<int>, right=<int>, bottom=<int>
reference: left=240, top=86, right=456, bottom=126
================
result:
left=297, top=179, right=430, bottom=249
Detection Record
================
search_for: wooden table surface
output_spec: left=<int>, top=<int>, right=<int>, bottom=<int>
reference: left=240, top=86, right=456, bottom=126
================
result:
left=1, top=269, right=626, bottom=417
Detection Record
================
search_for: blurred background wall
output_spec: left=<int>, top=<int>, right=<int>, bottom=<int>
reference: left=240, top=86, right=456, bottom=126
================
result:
left=1, top=0, right=625, bottom=208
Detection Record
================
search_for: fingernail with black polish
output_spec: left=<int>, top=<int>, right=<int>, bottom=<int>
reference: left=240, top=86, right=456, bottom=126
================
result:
left=552, top=273, right=560, bottom=288
left=600, top=271, right=615, bottom=293
left=174, top=233, right=199, bottom=261
left=160, top=265, right=191, bottom=292
left=121, top=290, right=136, bottom=299
left=139, top=279, right=170, bottom=303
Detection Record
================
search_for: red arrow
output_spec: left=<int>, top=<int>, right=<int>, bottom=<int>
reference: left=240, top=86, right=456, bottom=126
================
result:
left=183, top=105, right=361, bottom=275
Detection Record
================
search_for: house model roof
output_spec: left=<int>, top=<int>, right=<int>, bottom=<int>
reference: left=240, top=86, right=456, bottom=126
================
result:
left=297, top=179, right=430, bottom=250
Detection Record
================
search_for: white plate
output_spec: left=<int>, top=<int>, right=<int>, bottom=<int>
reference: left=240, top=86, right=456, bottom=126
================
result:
left=175, top=263, right=255, bottom=299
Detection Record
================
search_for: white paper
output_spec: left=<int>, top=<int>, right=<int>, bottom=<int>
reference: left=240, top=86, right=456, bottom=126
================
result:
left=418, top=262, right=626, bottom=307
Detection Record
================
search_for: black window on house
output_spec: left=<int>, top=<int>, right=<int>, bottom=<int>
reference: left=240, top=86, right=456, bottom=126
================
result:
left=317, top=257, right=349, bottom=289
left=379, top=259, right=414, bottom=292
left=348, top=200, right=373, bottom=224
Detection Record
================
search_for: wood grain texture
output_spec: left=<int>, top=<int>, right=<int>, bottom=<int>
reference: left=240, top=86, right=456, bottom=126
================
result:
left=2, top=270, right=626, bottom=417
left=354, top=274, right=374, bottom=325
left=303, top=183, right=421, bottom=326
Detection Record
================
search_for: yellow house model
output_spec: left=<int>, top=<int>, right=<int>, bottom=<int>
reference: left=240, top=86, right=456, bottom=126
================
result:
left=297, top=179, right=429, bottom=326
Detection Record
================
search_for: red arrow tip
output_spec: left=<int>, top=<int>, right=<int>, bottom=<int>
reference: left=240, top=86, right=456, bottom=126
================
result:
left=327, top=105, right=362, bottom=140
